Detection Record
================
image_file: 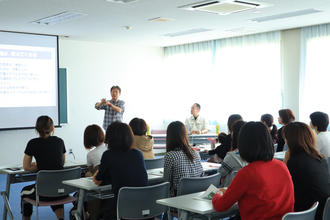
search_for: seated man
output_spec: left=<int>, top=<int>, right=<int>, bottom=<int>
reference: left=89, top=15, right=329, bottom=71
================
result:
left=185, top=103, right=209, bottom=134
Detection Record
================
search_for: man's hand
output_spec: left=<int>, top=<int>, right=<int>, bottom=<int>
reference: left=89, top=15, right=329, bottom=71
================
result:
left=105, top=101, right=112, bottom=107
left=101, top=98, right=107, bottom=104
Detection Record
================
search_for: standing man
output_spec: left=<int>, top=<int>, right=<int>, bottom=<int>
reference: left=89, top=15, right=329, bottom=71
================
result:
left=95, top=85, right=125, bottom=130
left=185, top=103, right=209, bottom=134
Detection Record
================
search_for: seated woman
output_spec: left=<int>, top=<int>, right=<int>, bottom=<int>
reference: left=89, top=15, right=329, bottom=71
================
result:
left=84, top=124, right=107, bottom=176
left=21, top=116, right=67, bottom=220
left=83, top=124, right=107, bottom=220
left=261, top=113, right=278, bottom=144
left=283, top=122, right=330, bottom=220
left=218, top=120, right=247, bottom=187
left=93, top=122, right=148, bottom=220
left=129, top=118, right=155, bottom=159
left=212, top=122, right=294, bottom=220
left=164, top=121, right=203, bottom=196
left=208, top=114, right=243, bottom=161
left=277, top=109, right=295, bottom=151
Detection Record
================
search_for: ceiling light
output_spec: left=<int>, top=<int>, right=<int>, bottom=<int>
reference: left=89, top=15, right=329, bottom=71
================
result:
left=179, top=0, right=271, bottom=15
left=251, top=8, right=322, bottom=22
left=32, top=11, right=87, bottom=25
left=164, top=28, right=212, bottom=37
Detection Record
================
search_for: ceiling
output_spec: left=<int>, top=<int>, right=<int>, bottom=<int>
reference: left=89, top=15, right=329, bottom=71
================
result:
left=0, top=0, right=330, bottom=47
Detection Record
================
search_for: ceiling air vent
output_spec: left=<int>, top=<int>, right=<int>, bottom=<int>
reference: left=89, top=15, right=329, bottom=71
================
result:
left=180, top=0, right=270, bottom=15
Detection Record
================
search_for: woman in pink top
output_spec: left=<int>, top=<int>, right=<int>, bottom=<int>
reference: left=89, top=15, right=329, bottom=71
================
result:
left=212, top=121, right=294, bottom=220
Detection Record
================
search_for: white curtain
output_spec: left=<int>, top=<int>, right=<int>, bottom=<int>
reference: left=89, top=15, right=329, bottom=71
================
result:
left=163, top=31, right=281, bottom=131
left=299, top=23, right=330, bottom=123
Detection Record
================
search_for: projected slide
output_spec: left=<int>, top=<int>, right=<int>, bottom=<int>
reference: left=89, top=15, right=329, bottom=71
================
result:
left=0, top=31, right=59, bottom=129
left=0, top=44, right=56, bottom=107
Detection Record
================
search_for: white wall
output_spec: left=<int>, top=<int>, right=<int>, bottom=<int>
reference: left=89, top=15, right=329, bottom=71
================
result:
left=281, top=28, right=301, bottom=119
left=0, top=39, right=163, bottom=166
left=0, top=29, right=304, bottom=166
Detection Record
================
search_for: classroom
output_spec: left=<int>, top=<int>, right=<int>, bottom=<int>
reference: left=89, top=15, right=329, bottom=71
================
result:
left=0, top=0, right=330, bottom=220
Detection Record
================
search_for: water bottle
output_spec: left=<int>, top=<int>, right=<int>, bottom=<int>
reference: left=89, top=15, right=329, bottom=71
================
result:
left=216, top=124, right=220, bottom=135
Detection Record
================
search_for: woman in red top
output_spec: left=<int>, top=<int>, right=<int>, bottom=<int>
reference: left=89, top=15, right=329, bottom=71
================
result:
left=212, top=121, right=294, bottom=220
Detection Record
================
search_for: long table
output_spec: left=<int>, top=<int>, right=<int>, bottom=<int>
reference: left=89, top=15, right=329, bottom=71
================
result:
left=156, top=191, right=238, bottom=220
left=153, top=134, right=218, bottom=145
left=62, top=162, right=220, bottom=220
left=0, top=160, right=86, bottom=220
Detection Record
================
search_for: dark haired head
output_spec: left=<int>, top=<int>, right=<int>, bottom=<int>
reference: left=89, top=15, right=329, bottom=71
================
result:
left=166, top=121, right=194, bottom=162
left=194, top=103, right=201, bottom=110
left=278, top=109, right=295, bottom=125
left=238, top=121, right=274, bottom=163
left=110, top=85, right=121, bottom=94
left=283, top=122, right=323, bottom=160
left=310, top=111, right=329, bottom=132
left=261, top=114, right=278, bottom=142
left=227, top=114, right=243, bottom=133
left=35, top=116, right=54, bottom=138
left=105, top=122, right=133, bottom=151
left=129, top=118, right=147, bottom=136
left=231, top=120, right=246, bottom=151
left=84, top=124, right=105, bottom=149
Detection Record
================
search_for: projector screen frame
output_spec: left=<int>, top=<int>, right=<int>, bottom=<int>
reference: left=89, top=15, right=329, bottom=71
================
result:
left=0, top=30, right=61, bottom=131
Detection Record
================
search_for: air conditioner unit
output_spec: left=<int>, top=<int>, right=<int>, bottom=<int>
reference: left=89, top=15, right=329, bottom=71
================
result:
left=180, top=0, right=271, bottom=15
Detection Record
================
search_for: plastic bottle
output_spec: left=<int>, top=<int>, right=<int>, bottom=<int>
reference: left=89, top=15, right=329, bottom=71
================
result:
left=216, top=124, right=220, bottom=135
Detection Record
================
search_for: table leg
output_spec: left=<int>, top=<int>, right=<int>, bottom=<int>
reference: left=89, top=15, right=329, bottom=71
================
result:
left=178, top=210, right=189, bottom=220
left=74, top=189, right=85, bottom=220
left=2, top=174, right=13, bottom=220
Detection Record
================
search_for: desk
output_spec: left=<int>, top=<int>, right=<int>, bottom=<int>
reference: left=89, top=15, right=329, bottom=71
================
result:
left=153, top=134, right=217, bottom=145
left=274, top=151, right=286, bottom=161
left=63, top=170, right=166, bottom=220
left=153, top=143, right=213, bottom=156
left=0, top=160, right=86, bottom=220
left=156, top=191, right=238, bottom=220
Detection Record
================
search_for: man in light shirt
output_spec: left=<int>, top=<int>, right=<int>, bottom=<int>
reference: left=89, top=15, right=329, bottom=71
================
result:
left=310, top=111, right=330, bottom=158
left=185, top=103, right=209, bottom=134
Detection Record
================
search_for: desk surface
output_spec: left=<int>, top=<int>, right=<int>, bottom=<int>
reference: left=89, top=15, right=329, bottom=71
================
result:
left=0, top=160, right=86, bottom=175
left=153, top=134, right=218, bottom=138
left=274, top=151, right=286, bottom=161
left=157, top=191, right=214, bottom=215
left=63, top=177, right=112, bottom=191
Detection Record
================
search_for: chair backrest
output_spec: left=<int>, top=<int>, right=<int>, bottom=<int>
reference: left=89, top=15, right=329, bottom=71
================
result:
left=177, top=173, right=221, bottom=196
left=117, top=182, right=170, bottom=220
left=36, top=167, right=81, bottom=197
left=145, top=157, right=164, bottom=170
left=323, top=197, right=330, bottom=220
left=282, top=202, right=319, bottom=220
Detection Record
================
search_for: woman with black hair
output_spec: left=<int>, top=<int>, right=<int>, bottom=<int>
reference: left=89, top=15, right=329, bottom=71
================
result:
left=212, top=122, right=294, bottom=220
left=261, top=113, right=278, bottom=144
left=93, top=122, right=147, bottom=220
left=164, top=121, right=203, bottom=196
left=21, top=116, right=67, bottom=220
left=277, top=109, right=295, bottom=151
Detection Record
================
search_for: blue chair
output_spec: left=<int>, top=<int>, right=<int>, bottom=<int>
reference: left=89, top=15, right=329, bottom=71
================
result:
left=145, top=157, right=164, bottom=170
left=323, top=197, right=330, bottom=220
left=117, top=182, right=170, bottom=220
left=22, top=167, right=81, bottom=220
left=282, top=202, right=319, bottom=220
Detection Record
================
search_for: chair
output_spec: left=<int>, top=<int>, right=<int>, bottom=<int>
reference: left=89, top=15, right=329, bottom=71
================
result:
left=323, top=197, right=330, bottom=220
left=177, top=173, right=220, bottom=196
left=22, top=167, right=81, bottom=220
left=117, top=182, right=170, bottom=220
left=145, top=157, right=164, bottom=170
left=282, top=202, right=319, bottom=220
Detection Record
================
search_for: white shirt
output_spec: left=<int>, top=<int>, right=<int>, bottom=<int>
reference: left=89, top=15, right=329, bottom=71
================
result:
left=86, top=143, right=107, bottom=167
left=185, top=115, right=208, bottom=133
left=316, top=132, right=330, bottom=158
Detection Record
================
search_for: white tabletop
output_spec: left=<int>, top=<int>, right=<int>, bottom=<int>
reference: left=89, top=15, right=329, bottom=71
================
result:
left=202, top=162, right=221, bottom=172
left=274, top=151, right=286, bottom=161
left=0, top=160, right=86, bottom=175
left=63, top=177, right=112, bottom=191
left=157, top=192, right=214, bottom=215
